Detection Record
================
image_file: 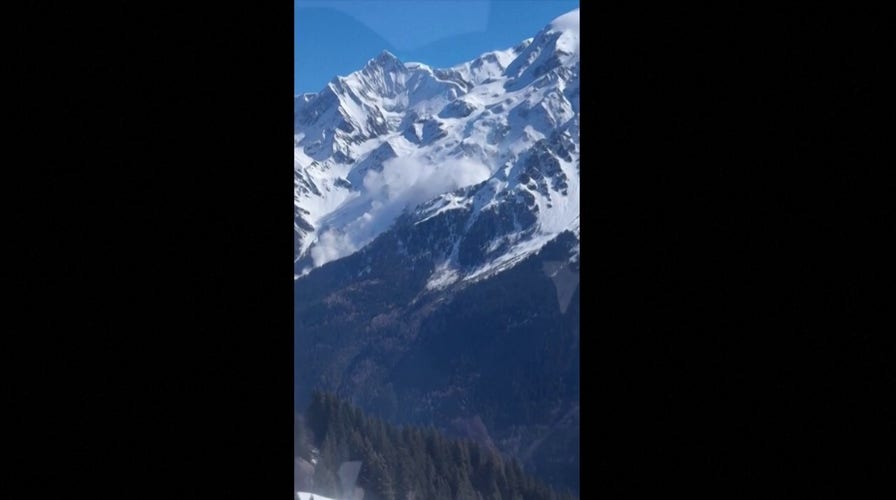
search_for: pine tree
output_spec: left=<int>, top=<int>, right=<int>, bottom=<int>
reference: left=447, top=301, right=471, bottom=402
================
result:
left=486, top=479, right=504, bottom=500
left=452, top=467, right=476, bottom=500
left=393, top=452, right=413, bottom=500
left=295, top=414, right=310, bottom=460
left=307, top=390, right=327, bottom=442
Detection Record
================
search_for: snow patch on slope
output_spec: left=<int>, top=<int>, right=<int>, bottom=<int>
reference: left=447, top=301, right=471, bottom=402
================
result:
left=296, top=493, right=337, bottom=500
left=426, top=261, right=460, bottom=291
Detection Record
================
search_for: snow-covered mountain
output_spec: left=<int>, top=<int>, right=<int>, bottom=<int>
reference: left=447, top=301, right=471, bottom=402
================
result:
left=295, top=9, right=581, bottom=493
left=295, top=8, right=579, bottom=281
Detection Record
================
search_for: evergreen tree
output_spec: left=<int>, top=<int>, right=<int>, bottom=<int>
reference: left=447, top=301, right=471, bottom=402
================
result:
left=307, top=390, right=327, bottom=442
left=295, top=414, right=310, bottom=460
left=452, top=467, right=476, bottom=500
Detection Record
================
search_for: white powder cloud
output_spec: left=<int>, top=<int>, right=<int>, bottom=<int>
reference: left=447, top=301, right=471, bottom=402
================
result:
left=310, top=156, right=490, bottom=267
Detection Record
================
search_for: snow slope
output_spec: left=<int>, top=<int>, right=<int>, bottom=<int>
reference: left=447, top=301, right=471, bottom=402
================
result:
left=295, top=8, right=580, bottom=282
left=296, top=492, right=336, bottom=500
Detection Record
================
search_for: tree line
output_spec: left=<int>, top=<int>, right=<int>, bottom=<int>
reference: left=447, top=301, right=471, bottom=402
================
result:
left=297, top=391, right=577, bottom=500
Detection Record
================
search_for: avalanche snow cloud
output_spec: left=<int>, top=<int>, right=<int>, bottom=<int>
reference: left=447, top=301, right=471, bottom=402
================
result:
left=311, top=157, right=490, bottom=267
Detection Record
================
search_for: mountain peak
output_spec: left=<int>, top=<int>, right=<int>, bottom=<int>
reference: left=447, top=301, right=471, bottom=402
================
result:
left=546, top=8, right=579, bottom=34
left=373, top=49, right=401, bottom=65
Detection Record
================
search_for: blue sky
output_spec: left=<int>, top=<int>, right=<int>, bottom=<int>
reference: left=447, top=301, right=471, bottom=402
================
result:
left=295, top=0, right=579, bottom=94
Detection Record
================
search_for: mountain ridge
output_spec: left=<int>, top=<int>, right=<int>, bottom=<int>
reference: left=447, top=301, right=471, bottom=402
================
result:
left=295, top=8, right=579, bottom=281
